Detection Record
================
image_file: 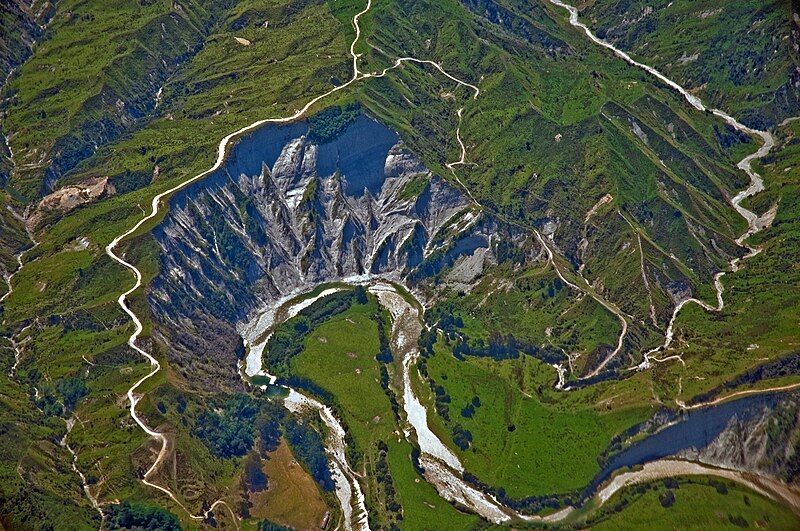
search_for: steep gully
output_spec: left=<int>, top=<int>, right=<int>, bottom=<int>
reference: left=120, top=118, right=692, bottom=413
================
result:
left=103, top=0, right=481, bottom=527
left=94, top=0, right=794, bottom=529
left=545, top=0, right=793, bottom=386
left=104, top=1, right=378, bottom=525
left=2, top=206, right=40, bottom=377
left=60, top=416, right=105, bottom=523
left=2, top=40, right=109, bottom=522
left=541, top=0, right=800, bottom=516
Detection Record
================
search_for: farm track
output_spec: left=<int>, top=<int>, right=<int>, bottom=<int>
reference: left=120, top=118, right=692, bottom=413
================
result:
left=548, top=0, right=780, bottom=382
left=104, top=1, right=480, bottom=527
left=82, top=0, right=800, bottom=525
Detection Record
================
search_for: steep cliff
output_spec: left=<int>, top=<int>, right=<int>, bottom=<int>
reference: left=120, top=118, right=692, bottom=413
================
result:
left=680, top=392, right=800, bottom=485
left=149, top=115, right=530, bottom=389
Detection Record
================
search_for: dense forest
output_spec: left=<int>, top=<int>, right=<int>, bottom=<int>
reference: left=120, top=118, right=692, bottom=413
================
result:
left=105, top=502, right=181, bottom=531
left=195, top=393, right=283, bottom=459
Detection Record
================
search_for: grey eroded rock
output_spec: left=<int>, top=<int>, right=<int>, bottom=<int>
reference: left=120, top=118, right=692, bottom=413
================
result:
left=149, top=115, right=535, bottom=389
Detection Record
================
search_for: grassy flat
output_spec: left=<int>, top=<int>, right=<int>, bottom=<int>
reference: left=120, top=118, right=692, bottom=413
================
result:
left=421, top=347, right=649, bottom=498
left=590, top=478, right=800, bottom=530
left=287, top=293, right=484, bottom=528
left=247, top=438, right=329, bottom=530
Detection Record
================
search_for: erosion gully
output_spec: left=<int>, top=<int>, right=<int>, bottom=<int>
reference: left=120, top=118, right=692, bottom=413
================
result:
left=93, top=0, right=800, bottom=528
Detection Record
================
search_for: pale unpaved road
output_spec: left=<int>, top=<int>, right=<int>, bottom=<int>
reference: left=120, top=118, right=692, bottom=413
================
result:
left=677, top=382, right=800, bottom=411
left=101, top=0, right=796, bottom=526
left=547, top=0, right=780, bottom=381
left=105, top=0, right=378, bottom=525
left=104, top=0, right=482, bottom=527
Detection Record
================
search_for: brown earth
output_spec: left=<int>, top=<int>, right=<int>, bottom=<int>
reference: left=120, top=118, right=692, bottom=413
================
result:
left=249, top=438, right=330, bottom=530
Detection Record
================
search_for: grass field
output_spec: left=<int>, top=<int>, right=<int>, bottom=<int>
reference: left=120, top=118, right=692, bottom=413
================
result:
left=285, top=292, right=486, bottom=529
left=419, top=345, right=649, bottom=498
left=425, top=264, right=628, bottom=376
left=385, top=439, right=488, bottom=530
left=248, top=438, right=329, bottom=530
left=291, top=295, right=394, bottom=449
left=589, top=477, right=800, bottom=530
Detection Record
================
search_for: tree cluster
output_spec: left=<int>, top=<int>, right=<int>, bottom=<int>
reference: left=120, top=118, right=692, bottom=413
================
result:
left=308, top=102, right=361, bottom=144
left=283, top=419, right=335, bottom=492
left=104, top=501, right=181, bottom=531
left=195, top=393, right=281, bottom=459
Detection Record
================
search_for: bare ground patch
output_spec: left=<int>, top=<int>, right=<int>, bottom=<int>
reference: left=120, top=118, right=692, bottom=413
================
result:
left=249, top=438, right=330, bottom=530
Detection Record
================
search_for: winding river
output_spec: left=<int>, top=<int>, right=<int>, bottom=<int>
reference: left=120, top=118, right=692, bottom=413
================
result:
left=242, top=281, right=800, bottom=526
left=96, top=0, right=800, bottom=527
left=242, top=280, right=580, bottom=525
left=283, top=389, right=370, bottom=530
left=541, top=0, right=800, bottom=517
left=242, top=283, right=371, bottom=530
left=368, top=284, right=512, bottom=523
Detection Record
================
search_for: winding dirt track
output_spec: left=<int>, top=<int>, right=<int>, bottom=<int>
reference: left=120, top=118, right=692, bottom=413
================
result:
left=104, top=0, right=480, bottom=526
left=677, top=381, right=800, bottom=411
left=104, top=1, right=376, bottom=524
left=547, top=0, right=782, bottom=381
left=97, top=0, right=798, bottom=525
left=540, top=0, right=800, bottom=519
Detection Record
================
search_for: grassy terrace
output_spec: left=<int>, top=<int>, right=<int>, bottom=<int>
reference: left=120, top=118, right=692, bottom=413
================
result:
left=589, top=477, right=799, bottom=530
left=290, top=296, right=390, bottom=446
left=273, top=291, right=485, bottom=529
left=417, top=343, right=649, bottom=498
left=425, top=264, right=627, bottom=376
left=0, top=0, right=798, bottom=527
left=245, top=438, right=329, bottom=530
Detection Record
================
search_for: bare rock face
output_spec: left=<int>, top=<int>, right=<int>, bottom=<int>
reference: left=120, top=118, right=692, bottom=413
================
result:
left=149, top=115, right=533, bottom=389
left=679, top=393, right=800, bottom=485
left=28, top=176, right=115, bottom=228
left=681, top=412, right=770, bottom=470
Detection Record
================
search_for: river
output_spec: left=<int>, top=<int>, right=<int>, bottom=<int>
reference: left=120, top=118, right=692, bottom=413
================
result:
left=101, top=0, right=798, bottom=524
left=242, top=275, right=800, bottom=526
left=241, top=283, right=372, bottom=530
left=244, top=281, right=587, bottom=524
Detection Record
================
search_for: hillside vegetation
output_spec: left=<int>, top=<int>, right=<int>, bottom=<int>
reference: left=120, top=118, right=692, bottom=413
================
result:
left=0, top=0, right=798, bottom=528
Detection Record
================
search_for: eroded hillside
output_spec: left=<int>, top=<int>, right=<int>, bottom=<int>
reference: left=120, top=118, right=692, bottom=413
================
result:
left=0, top=0, right=799, bottom=529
